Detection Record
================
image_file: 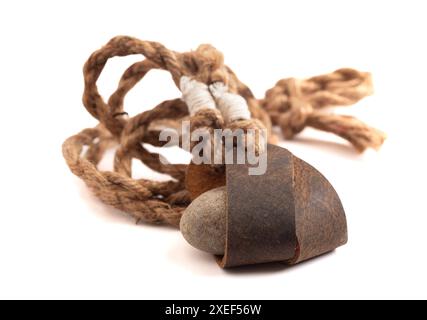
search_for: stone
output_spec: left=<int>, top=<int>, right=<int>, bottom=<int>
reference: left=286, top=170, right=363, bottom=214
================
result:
left=180, top=186, right=226, bottom=255
left=180, top=145, right=348, bottom=267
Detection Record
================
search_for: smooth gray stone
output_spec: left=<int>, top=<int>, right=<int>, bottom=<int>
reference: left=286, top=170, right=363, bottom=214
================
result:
left=180, top=186, right=226, bottom=255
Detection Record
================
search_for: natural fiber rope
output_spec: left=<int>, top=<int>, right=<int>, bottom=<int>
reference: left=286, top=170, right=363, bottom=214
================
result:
left=262, top=68, right=386, bottom=151
left=62, top=36, right=386, bottom=227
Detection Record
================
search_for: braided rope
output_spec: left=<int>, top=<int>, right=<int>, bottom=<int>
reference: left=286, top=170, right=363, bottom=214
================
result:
left=263, top=68, right=386, bottom=151
left=63, top=36, right=385, bottom=227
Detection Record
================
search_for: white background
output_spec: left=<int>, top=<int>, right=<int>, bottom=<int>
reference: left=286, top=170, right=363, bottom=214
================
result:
left=0, top=0, right=426, bottom=299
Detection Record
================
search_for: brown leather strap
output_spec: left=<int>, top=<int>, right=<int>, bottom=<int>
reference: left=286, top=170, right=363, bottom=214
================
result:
left=218, top=144, right=297, bottom=267
left=217, top=144, right=347, bottom=268
left=290, top=157, right=348, bottom=264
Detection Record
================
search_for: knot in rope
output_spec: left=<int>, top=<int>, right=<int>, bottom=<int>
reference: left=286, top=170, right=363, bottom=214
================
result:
left=274, top=78, right=314, bottom=138
left=63, top=36, right=385, bottom=228
left=263, top=68, right=385, bottom=151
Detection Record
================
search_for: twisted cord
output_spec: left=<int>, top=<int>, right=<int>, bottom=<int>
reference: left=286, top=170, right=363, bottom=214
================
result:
left=262, top=68, right=386, bottom=151
left=63, top=37, right=385, bottom=228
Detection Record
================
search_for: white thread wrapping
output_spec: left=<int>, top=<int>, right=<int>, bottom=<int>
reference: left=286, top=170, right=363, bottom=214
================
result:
left=180, top=76, right=216, bottom=115
left=209, top=82, right=251, bottom=123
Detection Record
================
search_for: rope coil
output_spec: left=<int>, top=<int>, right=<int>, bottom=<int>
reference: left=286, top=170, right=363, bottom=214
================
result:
left=63, top=36, right=385, bottom=227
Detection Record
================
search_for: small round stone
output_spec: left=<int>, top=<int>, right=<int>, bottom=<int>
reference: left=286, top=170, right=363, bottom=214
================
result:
left=180, top=186, right=226, bottom=255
